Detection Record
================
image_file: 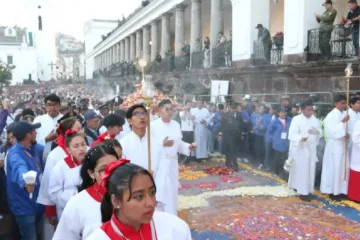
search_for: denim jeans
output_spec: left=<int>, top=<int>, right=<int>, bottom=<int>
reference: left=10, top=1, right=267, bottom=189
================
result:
left=352, top=29, right=359, bottom=57
left=264, top=141, right=272, bottom=169
left=207, top=129, right=214, bottom=153
left=15, top=215, right=42, bottom=240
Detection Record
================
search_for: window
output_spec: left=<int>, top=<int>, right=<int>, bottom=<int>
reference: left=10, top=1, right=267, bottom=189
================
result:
left=7, top=55, right=13, bottom=65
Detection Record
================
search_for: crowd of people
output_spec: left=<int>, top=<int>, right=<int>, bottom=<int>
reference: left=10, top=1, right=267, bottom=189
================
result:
left=0, top=83, right=359, bottom=239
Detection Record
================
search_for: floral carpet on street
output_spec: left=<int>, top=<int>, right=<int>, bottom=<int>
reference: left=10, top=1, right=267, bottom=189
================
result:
left=178, top=153, right=360, bottom=240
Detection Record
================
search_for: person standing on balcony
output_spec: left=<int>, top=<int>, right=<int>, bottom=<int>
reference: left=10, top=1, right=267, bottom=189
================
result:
left=316, top=0, right=337, bottom=60
left=346, top=0, right=360, bottom=57
left=256, top=24, right=272, bottom=63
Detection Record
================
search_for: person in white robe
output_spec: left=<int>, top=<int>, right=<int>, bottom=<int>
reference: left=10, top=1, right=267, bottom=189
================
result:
left=320, top=94, right=350, bottom=200
left=120, top=104, right=167, bottom=209
left=151, top=99, right=196, bottom=215
left=190, top=99, right=211, bottom=160
left=53, top=144, right=119, bottom=240
left=288, top=101, right=321, bottom=201
left=33, top=94, right=63, bottom=162
left=86, top=160, right=191, bottom=240
left=347, top=97, right=360, bottom=161
left=48, top=133, right=87, bottom=218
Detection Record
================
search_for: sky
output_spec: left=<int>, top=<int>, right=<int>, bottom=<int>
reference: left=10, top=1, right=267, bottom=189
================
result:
left=0, top=0, right=142, bottom=40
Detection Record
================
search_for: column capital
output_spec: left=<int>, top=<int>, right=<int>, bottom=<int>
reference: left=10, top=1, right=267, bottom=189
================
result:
left=162, top=13, right=172, bottom=19
left=176, top=4, right=186, bottom=11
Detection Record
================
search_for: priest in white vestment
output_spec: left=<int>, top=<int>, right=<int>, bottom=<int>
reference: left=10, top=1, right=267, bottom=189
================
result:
left=151, top=99, right=196, bottom=215
left=120, top=104, right=167, bottom=209
left=349, top=120, right=360, bottom=202
left=33, top=94, right=63, bottom=161
left=347, top=97, right=360, bottom=161
left=288, top=101, right=321, bottom=201
left=320, top=95, right=350, bottom=200
left=190, top=98, right=211, bottom=160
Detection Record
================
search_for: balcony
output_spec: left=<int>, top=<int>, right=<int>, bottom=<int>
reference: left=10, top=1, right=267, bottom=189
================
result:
left=174, top=55, right=190, bottom=71
left=211, top=41, right=232, bottom=68
left=252, top=41, right=283, bottom=65
left=307, top=24, right=355, bottom=61
left=191, top=51, right=204, bottom=69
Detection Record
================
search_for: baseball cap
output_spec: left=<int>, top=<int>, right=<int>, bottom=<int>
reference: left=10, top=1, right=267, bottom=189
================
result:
left=84, top=110, right=99, bottom=121
left=12, top=121, right=41, bottom=140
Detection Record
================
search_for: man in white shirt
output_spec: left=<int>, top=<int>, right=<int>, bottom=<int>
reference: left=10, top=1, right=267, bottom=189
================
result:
left=191, top=98, right=211, bottom=160
left=178, top=100, right=195, bottom=163
left=151, top=99, right=196, bottom=215
left=33, top=94, right=63, bottom=162
left=321, top=94, right=350, bottom=201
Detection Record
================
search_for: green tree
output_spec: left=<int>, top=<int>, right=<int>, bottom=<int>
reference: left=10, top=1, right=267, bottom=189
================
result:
left=0, top=60, right=15, bottom=86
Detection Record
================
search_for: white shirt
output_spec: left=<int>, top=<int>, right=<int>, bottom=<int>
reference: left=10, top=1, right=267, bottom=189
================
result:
left=48, top=159, right=82, bottom=218
left=37, top=146, right=67, bottom=206
left=179, top=111, right=194, bottom=132
left=86, top=211, right=192, bottom=240
left=53, top=189, right=102, bottom=240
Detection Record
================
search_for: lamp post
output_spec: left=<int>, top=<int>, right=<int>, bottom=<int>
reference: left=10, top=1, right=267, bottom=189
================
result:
left=344, top=63, right=353, bottom=180
left=139, top=58, right=155, bottom=171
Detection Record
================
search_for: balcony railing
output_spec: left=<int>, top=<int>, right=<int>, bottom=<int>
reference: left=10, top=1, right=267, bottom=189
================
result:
left=211, top=41, right=232, bottom=68
left=252, top=41, right=283, bottom=65
left=307, top=24, right=355, bottom=61
left=174, top=55, right=190, bottom=71
left=191, top=51, right=204, bottom=69
left=159, top=56, right=175, bottom=72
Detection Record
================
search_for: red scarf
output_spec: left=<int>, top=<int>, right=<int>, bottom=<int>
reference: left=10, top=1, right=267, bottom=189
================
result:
left=86, top=182, right=106, bottom=202
left=64, top=155, right=81, bottom=168
left=57, top=133, right=69, bottom=155
left=91, top=132, right=115, bottom=147
left=100, top=214, right=157, bottom=240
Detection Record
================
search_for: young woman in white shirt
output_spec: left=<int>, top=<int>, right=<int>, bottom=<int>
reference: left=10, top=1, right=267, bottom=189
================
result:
left=48, top=129, right=87, bottom=219
left=87, top=161, right=192, bottom=240
left=53, top=141, right=121, bottom=240
left=37, top=116, right=83, bottom=225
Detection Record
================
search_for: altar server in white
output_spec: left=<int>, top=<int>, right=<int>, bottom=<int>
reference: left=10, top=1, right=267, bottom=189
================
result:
left=347, top=97, right=360, bottom=160
left=191, top=98, right=211, bottom=160
left=33, top=94, right=63, bottom=160
left=151, top=99, right=196, bottom=215
left=321, top=94, right=350, bottom=201
left=288, top=100, right=321, bottom=202
left=86, top=161, right=192, bottom=240
left=120, top=104, right=167, bottom=210
left=48, top=130, right=87, bottom=218
left=37, top=117, right=83, bottom=222
left=53, top=144, right=120, bottom=240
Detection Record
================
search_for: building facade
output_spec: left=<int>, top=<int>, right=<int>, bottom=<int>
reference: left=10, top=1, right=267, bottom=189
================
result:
left=86, top=0, right=358, bottom=97
left=0, top=26, right=38, bottom=84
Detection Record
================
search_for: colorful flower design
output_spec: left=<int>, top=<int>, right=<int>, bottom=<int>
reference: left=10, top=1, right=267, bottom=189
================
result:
left=179, top=170, right=208, bottom=180
left=179, top=183, right=192, bottom=191
left=194, top=182, right=219, bottom=190
left=220, top=175, right=243, bottom=184
left=203, top=167, right=234, bottom=175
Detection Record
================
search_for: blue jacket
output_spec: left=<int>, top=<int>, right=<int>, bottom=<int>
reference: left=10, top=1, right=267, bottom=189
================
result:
left=266, top=117, right=292, bottom=152
left=6, top=142, right=44, bottom=216
left=251, top=113, right=266, bottom=136
left=264, top=114, right=276, bottom=143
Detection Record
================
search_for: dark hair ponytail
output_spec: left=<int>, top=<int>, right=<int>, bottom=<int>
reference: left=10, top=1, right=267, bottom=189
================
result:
left=101, top=192, right=113, bottom=223
left=79, top=144, right=118, bottom=191
left=100, top=163, right=156, bottom=223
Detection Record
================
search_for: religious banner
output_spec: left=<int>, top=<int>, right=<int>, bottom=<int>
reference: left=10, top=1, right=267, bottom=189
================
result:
left=210, top=80, right=229, bottom=103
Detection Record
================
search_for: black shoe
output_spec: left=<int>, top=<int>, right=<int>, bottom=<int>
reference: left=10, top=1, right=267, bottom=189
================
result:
left=329, top=194, right=343, bottom=202
left=299, top=195, right=312, bottom=202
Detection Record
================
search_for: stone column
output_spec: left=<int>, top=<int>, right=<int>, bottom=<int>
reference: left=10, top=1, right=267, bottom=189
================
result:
left=143, top=25, right=150, bottom=58
left=230, top=0, right=270, bottom=65
left=125, top=37, right=130, bottom=62
left=130, top=34, right=136, bottom=62
left=283, top=0, right=324, bottom=63
left=136, top=30, right=142, bottom=59
left=151, top=21, right=159, bottom=61
left=175, top=4, right=186, bottom=57
left=190, top=0, right=201, bottom=54
left=210, top=0, right=224, bottom=49
left=161, top=14, right=171, bottom=58
left=120, top=40, right=125, bottom=62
